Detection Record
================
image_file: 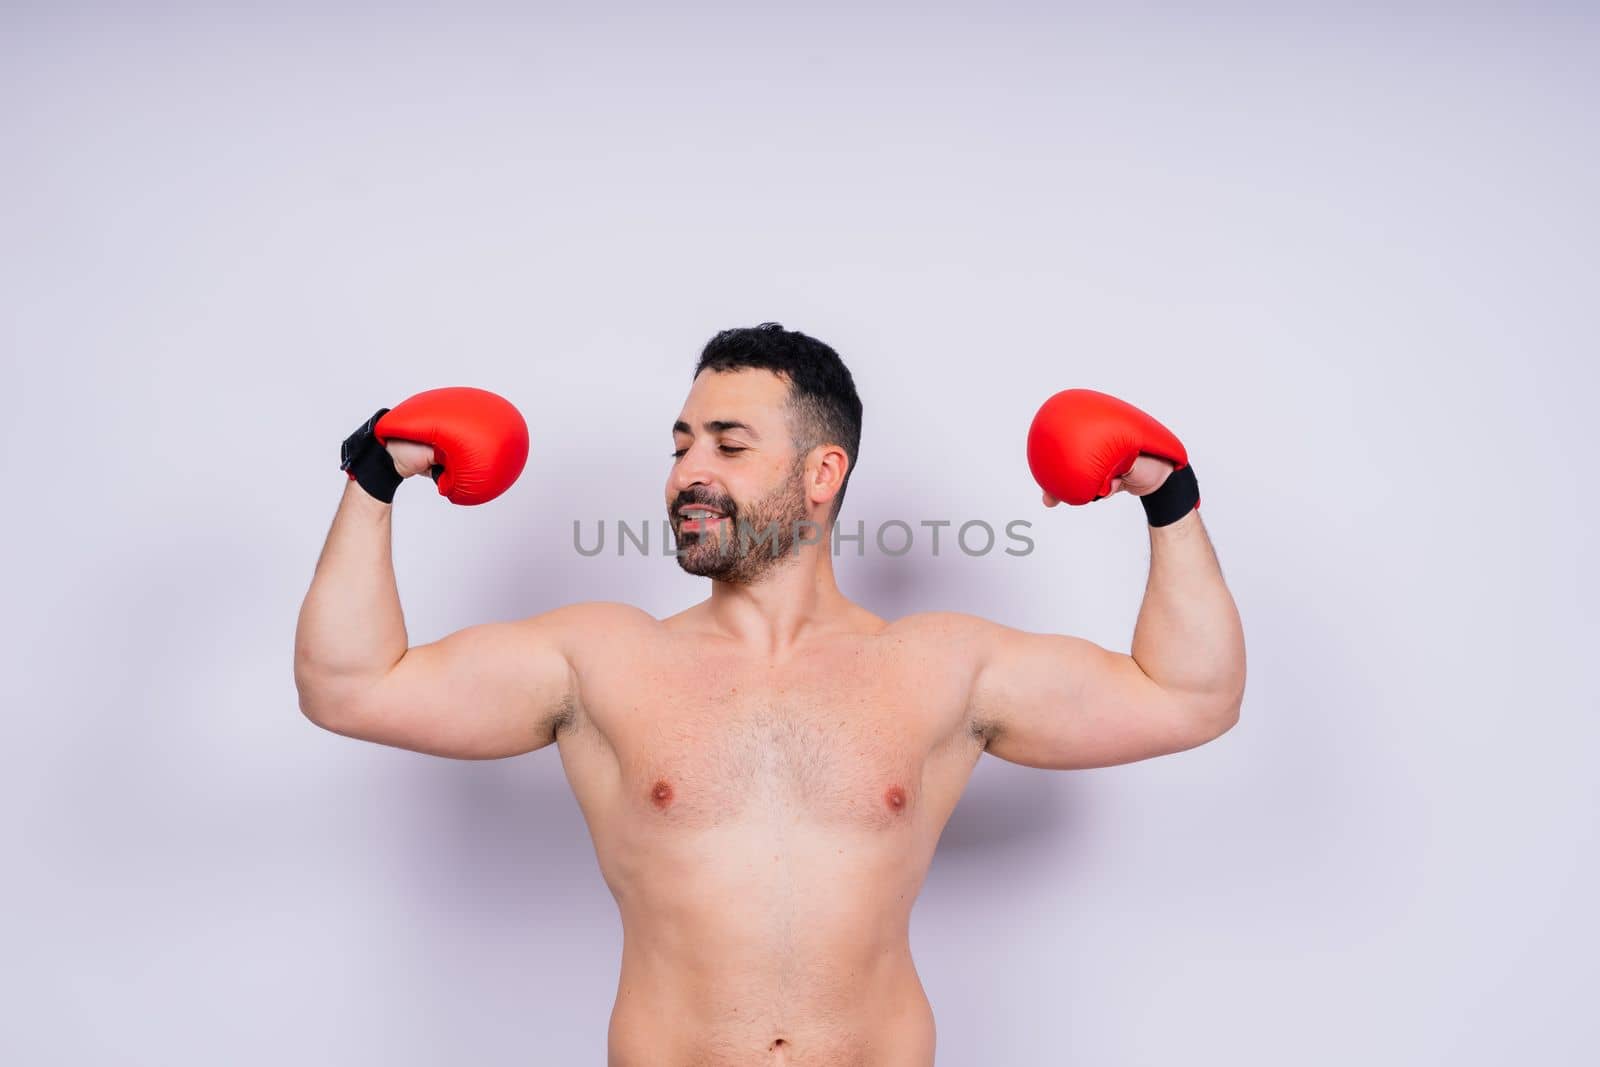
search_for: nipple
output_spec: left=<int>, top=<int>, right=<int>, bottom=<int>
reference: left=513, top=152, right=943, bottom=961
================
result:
left=650, top=779, right=674, bottom=810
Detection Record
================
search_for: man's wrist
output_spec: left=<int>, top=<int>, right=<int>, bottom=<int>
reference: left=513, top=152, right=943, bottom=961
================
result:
left=340, top=407, right=404, bottom=504
left=1140, top=464, right=1200, bottom=527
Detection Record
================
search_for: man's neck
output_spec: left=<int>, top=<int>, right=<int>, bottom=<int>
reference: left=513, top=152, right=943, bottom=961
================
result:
left=703, top=544, right=856, bottom=654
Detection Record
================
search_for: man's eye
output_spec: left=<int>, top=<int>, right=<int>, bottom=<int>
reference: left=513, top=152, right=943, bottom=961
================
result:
left=670, top=446, right=745, bottom=458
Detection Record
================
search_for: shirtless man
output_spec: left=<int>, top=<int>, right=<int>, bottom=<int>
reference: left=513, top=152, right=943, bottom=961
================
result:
left=293, top=323, right=1246, bottom=1066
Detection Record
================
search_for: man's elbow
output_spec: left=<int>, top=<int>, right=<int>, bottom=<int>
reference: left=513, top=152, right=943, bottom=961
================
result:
left=1197, top=690, right=1244, bottom=743
left=295, top=672, right=344, bottom=730
left=293, top=652, right=367, bottom=732
left=1174, top=689, right=1243, bottom=749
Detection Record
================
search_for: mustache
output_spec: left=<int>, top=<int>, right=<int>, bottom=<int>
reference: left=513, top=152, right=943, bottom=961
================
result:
left=672, top=491, right=736, bottom=516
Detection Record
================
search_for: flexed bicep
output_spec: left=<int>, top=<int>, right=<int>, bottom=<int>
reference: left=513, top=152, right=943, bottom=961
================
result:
left=973, top=625, right=1227, bottom=771
left=322, top=602, right=644, bottom=760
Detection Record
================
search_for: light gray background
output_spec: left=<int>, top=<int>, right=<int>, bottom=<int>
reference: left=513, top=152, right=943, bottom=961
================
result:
left=3, top=4, right=1595, bottom=1064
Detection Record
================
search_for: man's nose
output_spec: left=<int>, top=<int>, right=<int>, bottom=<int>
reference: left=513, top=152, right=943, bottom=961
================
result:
left=668, top=460, right=713, bottom=499
left=670, top=449, right=716, bottom=492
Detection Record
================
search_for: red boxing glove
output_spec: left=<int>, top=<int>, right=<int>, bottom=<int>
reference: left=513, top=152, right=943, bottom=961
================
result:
left=376, top=387, right=530, bottom=506
left=1027, top=389, right=1190, bottom=507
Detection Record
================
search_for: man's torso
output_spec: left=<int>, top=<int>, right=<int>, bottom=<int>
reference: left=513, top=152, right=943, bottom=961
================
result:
left=553, top=607, right=989, bottom=1066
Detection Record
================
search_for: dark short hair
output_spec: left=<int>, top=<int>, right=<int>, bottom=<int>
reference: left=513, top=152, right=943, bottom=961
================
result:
left=694, top=322, right=863, bottom=521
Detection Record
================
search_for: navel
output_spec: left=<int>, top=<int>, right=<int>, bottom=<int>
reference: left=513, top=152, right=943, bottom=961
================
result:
left=883, top=784, right=908, bottom=814
left=649, top=779, right=675, bottom=810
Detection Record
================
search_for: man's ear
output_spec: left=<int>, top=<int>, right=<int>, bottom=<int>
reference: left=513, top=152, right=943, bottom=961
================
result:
left=808, top=444, right=850, bottom=509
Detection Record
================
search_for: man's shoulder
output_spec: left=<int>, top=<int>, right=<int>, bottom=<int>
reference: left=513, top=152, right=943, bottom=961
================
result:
left=515, top=600, right=662, bottom=641
left=882, top=610, right=1001, bottom=646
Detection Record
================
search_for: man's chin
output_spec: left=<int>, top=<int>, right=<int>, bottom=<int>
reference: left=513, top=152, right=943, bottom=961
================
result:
left=677, top=559, right=723, bottom=579
left=676, top=558, right=744, bottom=581
left=673, top=539, right=737, bottom=579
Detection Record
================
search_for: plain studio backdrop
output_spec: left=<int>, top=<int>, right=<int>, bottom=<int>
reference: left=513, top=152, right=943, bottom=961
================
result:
left=3, top=4, right=1595, bottom=1064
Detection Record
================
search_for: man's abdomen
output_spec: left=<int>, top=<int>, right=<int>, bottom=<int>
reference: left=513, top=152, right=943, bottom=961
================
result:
left=606, top=943, right=935, bottom=1067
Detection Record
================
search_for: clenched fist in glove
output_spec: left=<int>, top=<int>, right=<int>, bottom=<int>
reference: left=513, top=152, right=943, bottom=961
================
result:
left=339, top=387, right=530, bottom=506
left=1026, top=389, right=1200, bottom=527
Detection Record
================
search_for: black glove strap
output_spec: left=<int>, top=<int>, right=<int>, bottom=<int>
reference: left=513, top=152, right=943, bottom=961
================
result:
left=1141, top=463, right=1200, bottom=527
left=340, top=407, right=404, bottom=504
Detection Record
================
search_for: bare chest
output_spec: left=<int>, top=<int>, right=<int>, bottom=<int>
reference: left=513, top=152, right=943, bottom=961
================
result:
left=574, top=640, right=978, bottom=833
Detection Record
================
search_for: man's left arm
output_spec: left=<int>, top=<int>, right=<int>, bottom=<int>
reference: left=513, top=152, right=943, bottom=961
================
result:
left=973, top=507, right=1245, bottom=769
left=969, top=394, right=1246, bottom=770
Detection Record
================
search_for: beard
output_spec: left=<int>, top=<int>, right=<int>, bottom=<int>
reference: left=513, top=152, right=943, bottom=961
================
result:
left=670, top=461, right=815, bottom=584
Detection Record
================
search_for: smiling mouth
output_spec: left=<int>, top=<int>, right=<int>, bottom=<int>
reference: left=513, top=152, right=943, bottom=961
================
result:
left=678, top=510, right=729, bottom=532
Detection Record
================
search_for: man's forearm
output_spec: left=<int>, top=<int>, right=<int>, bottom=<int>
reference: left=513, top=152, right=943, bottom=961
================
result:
left=1130, top=508, right=1247, bottom=719
left=293, top=480, right=410, bottom=721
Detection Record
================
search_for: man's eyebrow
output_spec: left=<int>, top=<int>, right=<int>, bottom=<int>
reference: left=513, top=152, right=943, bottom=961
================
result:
left=672, top=419, right=761, bottom=439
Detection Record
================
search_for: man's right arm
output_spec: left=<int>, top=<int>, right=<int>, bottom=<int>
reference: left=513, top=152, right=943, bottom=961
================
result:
left=294, top=477, right=627, bottom=760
